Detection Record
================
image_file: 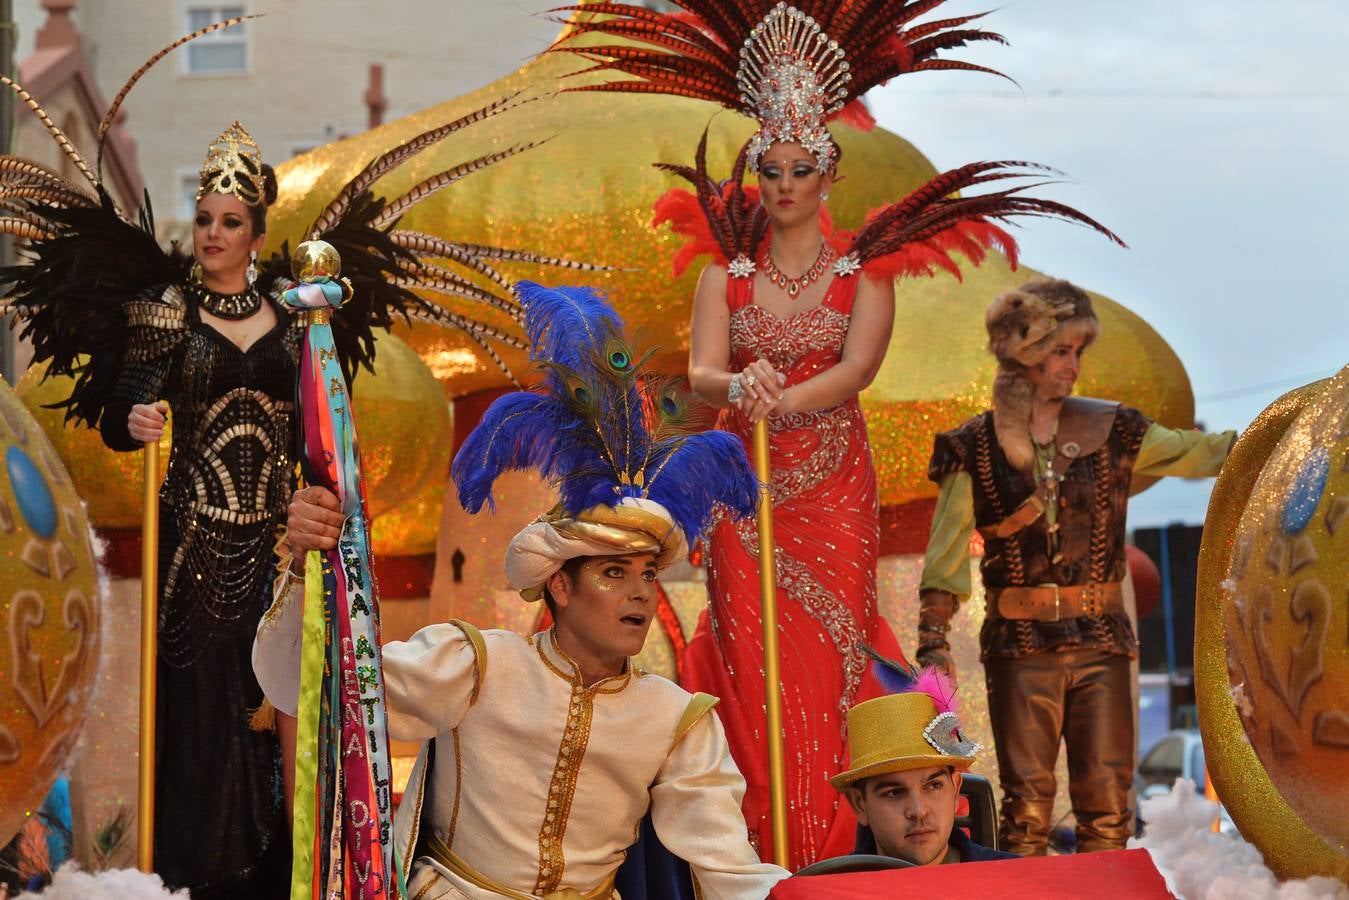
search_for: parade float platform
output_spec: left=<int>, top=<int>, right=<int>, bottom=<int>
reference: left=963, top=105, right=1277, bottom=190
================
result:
left=769, top=849, right=1173, bottom=899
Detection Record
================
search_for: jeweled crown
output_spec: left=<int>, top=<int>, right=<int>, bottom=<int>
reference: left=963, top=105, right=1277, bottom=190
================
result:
left=197, top=121, right=266, bottom=207
left=738, top=3, right=850, bottom=171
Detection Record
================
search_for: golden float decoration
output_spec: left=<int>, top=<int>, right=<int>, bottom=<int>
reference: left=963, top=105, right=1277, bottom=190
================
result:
left=0, top=380, right=100, bottom=846
left=371, top=468, right=446, bottom=558
left=348, top=331, right=451, bottom=522
left=268, top=44, right=1195, bottom=508
left=1196, top=365, right=1349, bottom=881
left=17, top=361, right=146, bottom=529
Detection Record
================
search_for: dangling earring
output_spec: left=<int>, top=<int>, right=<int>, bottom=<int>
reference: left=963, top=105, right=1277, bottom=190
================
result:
left=246, top=250, right=258, bottom=286
left=191, top=260, right=204, bottom=284
left=820, top=191, right=830, bottom=202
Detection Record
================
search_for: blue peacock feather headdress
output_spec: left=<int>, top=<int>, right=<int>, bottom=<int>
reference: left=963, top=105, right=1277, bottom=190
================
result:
left=452, top=281, right=758, bottom=550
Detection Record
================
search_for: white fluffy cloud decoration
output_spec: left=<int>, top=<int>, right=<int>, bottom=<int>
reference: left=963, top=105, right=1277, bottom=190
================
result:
left=16, top=864, right=189, bottom=899
left=1129, top=778, right=1347, bottom=900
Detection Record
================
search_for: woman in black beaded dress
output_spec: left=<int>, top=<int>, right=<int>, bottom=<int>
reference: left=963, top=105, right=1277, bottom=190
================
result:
left=0, top=18, right=601, bottom=898
left=95, top=122, right=296, bottom=897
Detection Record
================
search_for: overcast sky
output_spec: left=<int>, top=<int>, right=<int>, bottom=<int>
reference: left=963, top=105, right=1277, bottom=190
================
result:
left=867, top=0, right=1348, bottom=527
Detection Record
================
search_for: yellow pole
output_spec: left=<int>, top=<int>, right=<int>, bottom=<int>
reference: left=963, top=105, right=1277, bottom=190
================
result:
left=752, top=419, right=790, bottom=868
left=137, top=407, right=169, bottom=873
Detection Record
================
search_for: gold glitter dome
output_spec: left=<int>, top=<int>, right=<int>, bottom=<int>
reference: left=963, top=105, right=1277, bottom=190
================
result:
left=371, top=459, right=445, bottom=558
left=0, top=380, right=100, bottom=847
left=17, top=360, right=144, bottom=528
left=1196, top=367, right=1349, bottom=881
left=349, top=330, right=451, bottom=522
left=266, top=27, right=1193, bottom=507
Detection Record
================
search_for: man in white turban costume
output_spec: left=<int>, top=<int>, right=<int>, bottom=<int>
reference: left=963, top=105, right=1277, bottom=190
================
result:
left=255, top=282, right=788, bottom=899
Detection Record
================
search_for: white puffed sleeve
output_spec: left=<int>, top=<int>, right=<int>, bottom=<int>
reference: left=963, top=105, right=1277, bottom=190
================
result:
left=253, top=585, right=485, bottom=742
left=649, top=708, right=790, bottom=899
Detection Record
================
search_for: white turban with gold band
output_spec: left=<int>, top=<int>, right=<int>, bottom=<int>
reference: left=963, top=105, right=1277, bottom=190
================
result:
left=505, top=497, right=689, bottom=601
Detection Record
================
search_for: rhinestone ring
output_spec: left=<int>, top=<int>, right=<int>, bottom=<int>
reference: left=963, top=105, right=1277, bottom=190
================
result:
left=744, top=374, right=757, bottom=388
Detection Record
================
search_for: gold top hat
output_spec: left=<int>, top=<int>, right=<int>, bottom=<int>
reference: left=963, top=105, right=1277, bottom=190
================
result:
left=197, top=121, right=266, bottom=207
left=831, top=691, right=980, bottom=791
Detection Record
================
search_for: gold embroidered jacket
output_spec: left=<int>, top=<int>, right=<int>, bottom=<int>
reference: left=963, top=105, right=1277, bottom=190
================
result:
left=253, top=598, right=787, bottom=899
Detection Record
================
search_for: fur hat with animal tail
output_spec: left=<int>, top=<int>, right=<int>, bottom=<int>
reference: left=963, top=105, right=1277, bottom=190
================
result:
left=985, top=277, right=1100, bottom=470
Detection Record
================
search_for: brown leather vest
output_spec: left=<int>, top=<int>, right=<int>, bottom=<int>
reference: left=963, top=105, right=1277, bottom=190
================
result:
left=928, top=398, right=1151, bottom=658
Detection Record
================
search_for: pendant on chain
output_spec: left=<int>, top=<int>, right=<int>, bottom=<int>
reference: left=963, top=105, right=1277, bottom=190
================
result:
left=761, top=243, right=835, bottom=299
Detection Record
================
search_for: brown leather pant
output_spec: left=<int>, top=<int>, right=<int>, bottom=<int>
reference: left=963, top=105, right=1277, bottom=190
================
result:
left=984, top=648, right=1134, bottom=855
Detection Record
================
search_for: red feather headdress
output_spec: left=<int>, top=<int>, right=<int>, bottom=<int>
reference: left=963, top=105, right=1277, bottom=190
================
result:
left=652, top=129, right=1124, bottom=281
left=552, top=3, right=1124, bottom=280
left=549, top=0, right=1009, bottom=171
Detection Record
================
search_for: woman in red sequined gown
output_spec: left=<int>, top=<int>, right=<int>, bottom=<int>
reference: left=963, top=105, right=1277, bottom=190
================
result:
left=683, top=142, right=910, bottom=869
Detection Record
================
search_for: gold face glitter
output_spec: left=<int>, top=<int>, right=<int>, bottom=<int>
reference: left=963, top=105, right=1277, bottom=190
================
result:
left=1197, top=368, right=1349, bottom=881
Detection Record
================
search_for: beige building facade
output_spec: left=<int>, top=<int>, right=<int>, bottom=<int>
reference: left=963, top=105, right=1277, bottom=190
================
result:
left=14, top=0, right=565, bottom=234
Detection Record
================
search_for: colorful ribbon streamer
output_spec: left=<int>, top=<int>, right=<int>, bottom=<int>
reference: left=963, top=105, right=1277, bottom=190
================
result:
left=284, top=274, right=404, bottom=900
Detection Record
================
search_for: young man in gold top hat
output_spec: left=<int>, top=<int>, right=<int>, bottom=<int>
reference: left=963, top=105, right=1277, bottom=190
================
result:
left=914, top=278, right=1236, bottom=856
left=829, top=663, right=1017, bottom=868
left=255, top=282, right=788, bottom=899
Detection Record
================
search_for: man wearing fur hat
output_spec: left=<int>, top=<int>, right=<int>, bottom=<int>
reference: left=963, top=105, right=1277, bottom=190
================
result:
left=256, top=283, right=789, bottom=899
left=914, top=277, right=1235, bottom=856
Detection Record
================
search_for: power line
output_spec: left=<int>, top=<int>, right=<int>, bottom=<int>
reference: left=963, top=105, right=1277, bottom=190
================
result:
left=1197, top=369, right=1339, bottom=403
left=884, top=89, right=1347, bottom=101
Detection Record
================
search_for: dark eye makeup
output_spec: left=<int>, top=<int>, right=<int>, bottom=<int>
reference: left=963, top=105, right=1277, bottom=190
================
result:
left=761, top=163, right=817, bottom=180
left=194, top=215, right=246, bottom=229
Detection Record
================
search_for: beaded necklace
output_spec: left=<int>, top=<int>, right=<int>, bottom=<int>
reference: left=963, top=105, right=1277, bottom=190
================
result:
left=759, top=242, right=834, bottom=299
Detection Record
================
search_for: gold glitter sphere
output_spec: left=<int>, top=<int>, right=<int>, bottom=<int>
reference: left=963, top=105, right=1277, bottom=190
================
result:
left=351, top=330, right=452, bottom=521
left=16, top=361, right=144, bottom=529
left=0, top=380, right=100, bottom=847
left=1197, top=366, right=1349, bottom=881
left=371, top=471, right=445, bottom=558
left=291, top=239, right=342, bottom=281
left=268, top=44, right=1194, bottom=506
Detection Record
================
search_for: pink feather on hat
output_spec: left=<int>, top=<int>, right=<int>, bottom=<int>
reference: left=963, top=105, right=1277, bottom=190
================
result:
left=912, top=665, right=959, bottom=716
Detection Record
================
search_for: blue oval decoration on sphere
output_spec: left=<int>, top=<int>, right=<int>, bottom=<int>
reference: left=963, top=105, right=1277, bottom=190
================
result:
left=1280, top=446, right=1330, bottom=536
left=7, top=446, right=57, bottom=539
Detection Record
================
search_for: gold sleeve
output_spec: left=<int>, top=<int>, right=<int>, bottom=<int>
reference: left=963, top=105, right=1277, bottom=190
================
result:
left=671, top=693, right=720, bottom=752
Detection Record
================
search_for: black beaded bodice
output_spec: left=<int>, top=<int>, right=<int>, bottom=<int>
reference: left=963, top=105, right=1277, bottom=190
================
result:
left=102, top=282, right=302, bottom=667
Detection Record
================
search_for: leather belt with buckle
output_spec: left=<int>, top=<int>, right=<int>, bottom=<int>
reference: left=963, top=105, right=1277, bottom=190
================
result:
left=988, top=582, right=1125, bottom=621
